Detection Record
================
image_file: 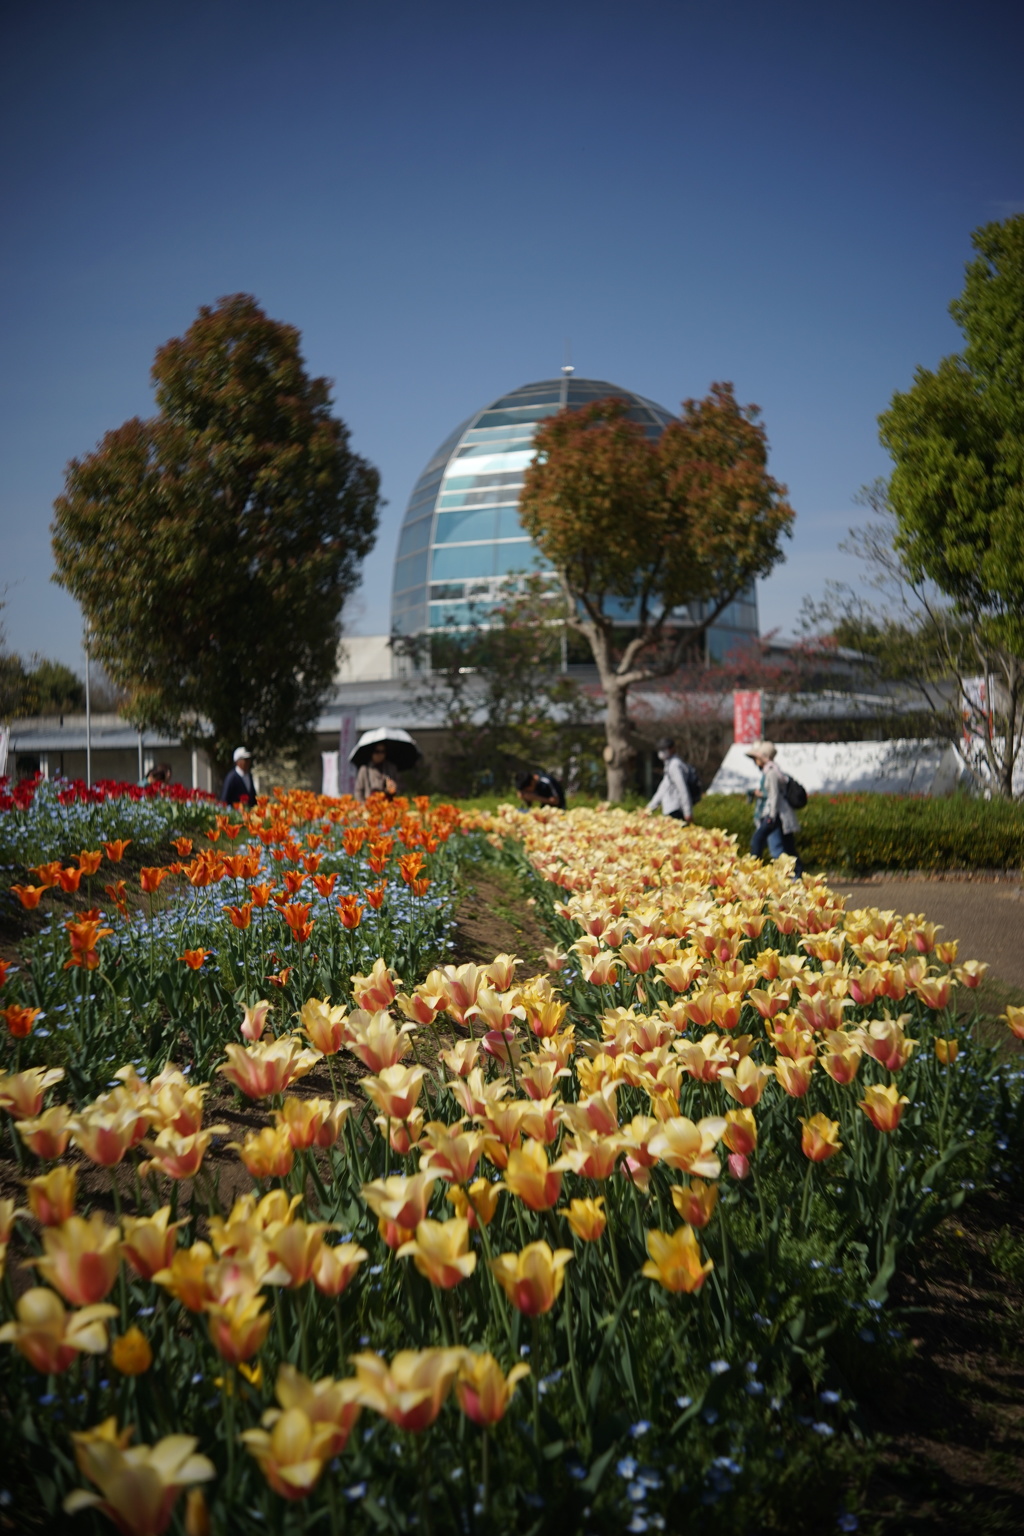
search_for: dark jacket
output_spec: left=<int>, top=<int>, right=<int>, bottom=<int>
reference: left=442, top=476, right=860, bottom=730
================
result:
left=221, top=767, right=256, bottom=807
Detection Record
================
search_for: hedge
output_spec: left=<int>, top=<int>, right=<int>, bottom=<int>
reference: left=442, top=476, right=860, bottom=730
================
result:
left=693, top=792, right=1024, bottom=874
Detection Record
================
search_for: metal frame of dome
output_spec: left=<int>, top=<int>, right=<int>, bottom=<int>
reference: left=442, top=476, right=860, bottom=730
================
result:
left=390, top=376, right=760, bottom=660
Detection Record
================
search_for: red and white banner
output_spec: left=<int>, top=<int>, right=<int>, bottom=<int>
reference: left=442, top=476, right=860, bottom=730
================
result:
left=733, top=690, right=762, bottom=745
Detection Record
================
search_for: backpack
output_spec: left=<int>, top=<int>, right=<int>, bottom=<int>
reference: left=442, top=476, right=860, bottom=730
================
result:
left=682, top=761, right=704, bottom=806
left=784, top=774, right=808, bottom=810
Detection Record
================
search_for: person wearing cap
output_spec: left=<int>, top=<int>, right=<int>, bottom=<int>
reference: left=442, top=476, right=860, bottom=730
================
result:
left=354, top=741, right=399, bottom=802
left=645, top=736, right=693, bottom=822
left=221, top=748, right=257, bottom=808
left=745, top=740, right=802, bottom=876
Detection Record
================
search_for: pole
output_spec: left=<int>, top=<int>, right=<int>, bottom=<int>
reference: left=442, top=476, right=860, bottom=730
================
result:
left=137, top=730, right=143, bottom=783
left=84, top=628, right=92, bottom=786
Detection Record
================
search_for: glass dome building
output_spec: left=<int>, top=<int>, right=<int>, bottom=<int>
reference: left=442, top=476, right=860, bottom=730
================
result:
left=390, top=375, right=760, bottom=660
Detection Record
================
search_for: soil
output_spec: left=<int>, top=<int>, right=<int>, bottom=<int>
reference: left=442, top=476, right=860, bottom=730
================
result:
left=2, top=857, right=1024, bottom=1533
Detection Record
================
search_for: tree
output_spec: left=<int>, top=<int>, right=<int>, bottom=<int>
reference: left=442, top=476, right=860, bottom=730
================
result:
left=52, top=294, right=380, bottom=776
left=873, top=214, right=1024, bottom=797
left=518, top=385, right=795, bottom=799
left=0, top=603, right=86, bottom=720
left=394, top=575, right=600, bottom=796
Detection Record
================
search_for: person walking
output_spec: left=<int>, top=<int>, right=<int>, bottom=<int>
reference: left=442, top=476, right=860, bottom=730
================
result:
left=745, top=740, right=803, bottom=876
left=645, top=737, right=694, bottom=822
left=221, top=747, right=257, bottom=808
left=354, top=741, right=399, bottom=802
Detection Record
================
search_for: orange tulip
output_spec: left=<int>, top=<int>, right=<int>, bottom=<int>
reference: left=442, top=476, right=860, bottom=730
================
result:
left=11, top=884, right=47, bottom=909
left=179, top=949, right=210, bottom=971
left=3, top=1003, right=43, bottom=1037
left=490, top=1240, right=573, bottom=1315
left=336, top=895, right=364, bottom=929
left=642, top=1225, right=714, bottom=1293
left=110, top=1326, right=153, bottom=1376
left=0, top=1288, right=117, bottom=1373
left=223, top=903, right=253, bottom=929
left=76, top=849, right=103, bottom=876
left=456, top=1352, right=530, bottom=1426
left=799, top=1113, right=843, bottom=1162
left=103, top=839, right=132, bottom=862
left=139, top=866, right=170, bottom=893
left=32, top=1213, right=121, bottom=1305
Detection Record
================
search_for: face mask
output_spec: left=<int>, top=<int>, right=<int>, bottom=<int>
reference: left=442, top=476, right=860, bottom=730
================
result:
left=657, top=750, right=670, bottom=762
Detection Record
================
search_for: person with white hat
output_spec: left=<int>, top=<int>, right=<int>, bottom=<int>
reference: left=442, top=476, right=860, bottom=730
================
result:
left=745, top=740, right=802, bottom=876
left=221, top=747, right=257, bottom=808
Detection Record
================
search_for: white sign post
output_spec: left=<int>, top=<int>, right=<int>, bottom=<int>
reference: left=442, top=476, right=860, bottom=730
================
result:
left=338, top=712, right=358, bottom=796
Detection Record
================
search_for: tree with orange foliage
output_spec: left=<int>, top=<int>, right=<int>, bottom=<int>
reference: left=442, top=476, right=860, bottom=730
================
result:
left=518, top=386, right=794, bottom=800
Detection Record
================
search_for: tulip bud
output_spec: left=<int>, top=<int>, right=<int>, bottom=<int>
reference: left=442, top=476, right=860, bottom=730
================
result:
left=111, top=1326, right=153, bottom=1376
left=185, top=1489, right=211, bottom=1536
left=934, top=1037, right=959, bottom=1065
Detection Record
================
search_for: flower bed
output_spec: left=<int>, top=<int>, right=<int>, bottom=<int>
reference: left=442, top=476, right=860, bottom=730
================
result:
left=0, top=803, right=1021, bottom=1534
left=0, top=776, right=219, bottom=874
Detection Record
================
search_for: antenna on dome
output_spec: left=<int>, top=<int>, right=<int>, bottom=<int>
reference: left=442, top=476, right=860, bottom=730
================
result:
left=561, top=337, right=574, bottom=377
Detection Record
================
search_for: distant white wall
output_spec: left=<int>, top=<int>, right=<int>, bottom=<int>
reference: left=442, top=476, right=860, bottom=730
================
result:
left=709, top=740, right=963, bottom=798
left=336, top=635, right=393, bottom=683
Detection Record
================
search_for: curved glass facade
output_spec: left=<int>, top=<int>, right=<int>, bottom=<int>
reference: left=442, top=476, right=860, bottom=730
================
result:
left=391, top=376, right=760, bottom=658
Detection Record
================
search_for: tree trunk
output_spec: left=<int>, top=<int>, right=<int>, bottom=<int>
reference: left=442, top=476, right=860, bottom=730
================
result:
left=602, top=676, right=634, bottom=802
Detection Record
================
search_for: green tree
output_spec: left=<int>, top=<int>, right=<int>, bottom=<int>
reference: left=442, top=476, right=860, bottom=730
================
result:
left=52, top=294, right=380, bottom=777
left=518, top=385, right=794, bottom=799
left=395, top=575, right=600, bottom=796
left=876, top=214, right=1024, bottom=797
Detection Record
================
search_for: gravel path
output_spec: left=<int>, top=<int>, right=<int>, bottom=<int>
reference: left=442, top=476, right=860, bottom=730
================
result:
left=837, top=877, right=1024, bottom=989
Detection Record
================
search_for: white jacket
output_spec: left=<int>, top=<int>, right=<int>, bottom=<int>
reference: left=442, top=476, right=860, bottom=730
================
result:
left=761, top=760, right=800, bottom=833
left=646, top=756, right=693, bottom=819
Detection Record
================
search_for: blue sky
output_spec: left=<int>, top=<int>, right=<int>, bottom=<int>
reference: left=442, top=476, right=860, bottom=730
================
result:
left=2, top=0, right=1022, bottom=673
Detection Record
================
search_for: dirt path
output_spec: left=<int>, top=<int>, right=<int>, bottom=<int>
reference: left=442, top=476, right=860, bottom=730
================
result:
left=838, top=877, right=1024, bottom=993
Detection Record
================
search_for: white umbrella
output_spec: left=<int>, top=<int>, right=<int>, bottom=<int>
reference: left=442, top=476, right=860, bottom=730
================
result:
left=349, top=727, right=421, bottom=771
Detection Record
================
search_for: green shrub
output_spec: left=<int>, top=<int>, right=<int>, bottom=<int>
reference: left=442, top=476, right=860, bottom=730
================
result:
left=694, top=792, right=1024, bottom=873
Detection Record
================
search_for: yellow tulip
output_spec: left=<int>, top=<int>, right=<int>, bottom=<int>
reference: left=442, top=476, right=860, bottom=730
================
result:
left=270, top=1362, right=363, bottom=1455
left=227, top=1124, right=295, bottom=1179
left=120, top=1207, right=188, bottom=1281
left=27, top=1164, right=77, bottom=1226
left=722, top=1109, right=757, bottom=1158
left=934, top=1037, right=959, bottom=1065
left=502, top=1139, right=569, bottom=1211
left=561, top=1197, right=607, bottom=1242
left=204, top=1290, right=271, bottom=1364
left=799, top=1113, right=843, bottom=1162
left=490, top=1241, right=573, bottom=1316
left=110, top=1326, right=153, bottom=1376
left=351, top=1347, right=466, bottom=1431
left=0, top=1287, right=117, bottom=1374
left=646, top=1115, right=724, bottom=1178
left=858, top=1082, right=910, bottom=1133
left=64, top=1424, right=214, bottom=1534
left=361, top=1173, right=437, bottom=1248
left=446, top=1178, right=505, bottom=1229
left=31, top=1213, right=120, bottom=1306
left=670, top=1178, right=719, bottom=1229
left=312, top=1241, right=368, bottom=1297
left=241, top=1408, right=335, bottom=1500
left=456, top=1352, right=531, bottom=1425
left=397, top=1218, right=477, bottom=1288
left=641, top=1226, right=714, bottom=1293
